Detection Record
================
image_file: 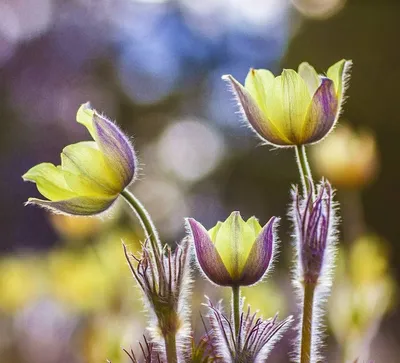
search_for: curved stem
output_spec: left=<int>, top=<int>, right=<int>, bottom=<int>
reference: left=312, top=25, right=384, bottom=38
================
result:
left=300, top=283, right=316, bottom=363
left=295, top=145, right=314, bottom=198
left=232, top=285, right=241, bottom=339
left=165, top=333, right=178, bottom=363
left=120, top=189, right=161, bottom=259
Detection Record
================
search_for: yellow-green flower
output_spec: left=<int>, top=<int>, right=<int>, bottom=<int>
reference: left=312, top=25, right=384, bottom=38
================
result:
left=187, top=212, right=278, bottom=287
left=223, top=59, right=352, bottom=147
left=23, top=103, right=137, bottom=215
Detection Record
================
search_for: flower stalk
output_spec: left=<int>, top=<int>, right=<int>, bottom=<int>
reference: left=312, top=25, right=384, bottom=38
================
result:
left=295, top=145, right=317, bottom=363
left=232, top=285, right=241, bottom=338
left=295, top=145, right=314, bottom=198
left=300, top=282, right=316, bottom=363
left=120, top=189, right=161, bottom=259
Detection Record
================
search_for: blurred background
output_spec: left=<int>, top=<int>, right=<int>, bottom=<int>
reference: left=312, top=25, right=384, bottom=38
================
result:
left=0, top=0, right=399, bottom=361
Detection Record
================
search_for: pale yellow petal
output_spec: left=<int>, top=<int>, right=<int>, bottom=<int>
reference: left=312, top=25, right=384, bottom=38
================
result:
left=61, top=142, right=120, bottom=196
left=208, top=221, right=223, bottom=243
left=76, top=102, right=96, bottom=139
left=246, top=216, right=262, bottom=236
left=265, top=69, right=312, bottom=144
left=298, top=62, right=320, bottom=96
left=327, top=59, right=351, bottom=99
left=244, top=69, right=275, bottom=113
left=22, top=163, right=77, bottom=201
left=214, top=212, right=256, bottom=279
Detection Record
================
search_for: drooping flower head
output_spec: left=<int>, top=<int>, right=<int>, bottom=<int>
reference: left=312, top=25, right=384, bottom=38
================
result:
left=187, top=212, right=278, bottom=287
left=23, top=103, right=137, bottom=215
left=223, top=60, right=352, bottom=147
left=292, top=180, right=337, bottom=285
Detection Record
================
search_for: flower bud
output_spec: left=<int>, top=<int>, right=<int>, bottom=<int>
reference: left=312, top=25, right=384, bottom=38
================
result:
left=223, top=60, right=352, bottom=147
left=311, top=124, right=379, bottom=189
left=292, top=181, right=336, bottom=285
left=23, top=103, right=137, bottom=215
left=187, top=212, right=278, bottom=287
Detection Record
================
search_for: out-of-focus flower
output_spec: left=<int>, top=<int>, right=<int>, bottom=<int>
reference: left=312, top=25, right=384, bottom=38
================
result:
left=23, top=103, right=137, bottom=215
left=223, top=60, right=351, bottom=147
left=311, top=124, right=379, bottom=189
left=292, top=181, right=336, bottom=285
left=187, top=212, right=278, bottom=287
left=205, top=298, right=293, bottom=362
left=241, top=280, right=287, bottom=319
left=0, top=255, right=44, bottom=313
left=329, top=235, right=396, bottom=362
left=49, top=214, right=104, bottom=240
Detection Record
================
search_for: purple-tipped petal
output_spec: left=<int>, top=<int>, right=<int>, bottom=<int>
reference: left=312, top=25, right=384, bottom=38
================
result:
left=239, top=216, right=277, bottom=286
left=304, top=78, right=338, bottom=144
left=92, top=113, right=137, bottom=188
left=187, top=218, right=233, bottom=286
left=222, top=75, right=292, bottom=146
left=27, top=196, right=116, bottom=216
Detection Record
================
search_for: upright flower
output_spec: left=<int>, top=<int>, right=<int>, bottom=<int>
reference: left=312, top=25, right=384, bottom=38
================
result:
left=22, top=103, right=137, bottom=215
left=223, top=60, right=352, bottom=147
left=187, top=212, right=278, bottom=287
left=291, top=180, right=338, bottom=363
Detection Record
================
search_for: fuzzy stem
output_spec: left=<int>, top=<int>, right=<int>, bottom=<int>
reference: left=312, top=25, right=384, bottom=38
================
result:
left=295, top=145, right=314, bottom=198
left=120, top=189, right=161, bottom=261
left=232, top=285, right=241, bottom=339
left=165, top=333, right=178, bottom=363
left=300, top=283, right=316, bottom=363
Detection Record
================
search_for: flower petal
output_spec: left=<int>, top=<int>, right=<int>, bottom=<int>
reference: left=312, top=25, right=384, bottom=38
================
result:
left=265, top=69, right=311, bottom=144
left=208, top=221, right=223, bottom=243
left=298, top=62, right=320, bottom=96
left=214, top=212, right=255, bottom=279
left=244, top=68, right=274, bottom=112
left=61, top=141, right=120, bottom=195
left=76, top=103, right=136, bottom=189
left=92, top=112, right=136, bottom=188
left=26, top=196, right=116, bottom=216
left=239, top=216, right=277, bottom=286
left=76, top=102, right=96, bottom=139
left=246, top=216, right=262, bottom=235
left=303, top=78, right=338, bottom=144
left=327, top=59, right=352, bottom=100
left=22, top=163, right=77, bottom=201
left=187, top=218, right=232, bottom=286
left=222, top=74, right=293, bottom=146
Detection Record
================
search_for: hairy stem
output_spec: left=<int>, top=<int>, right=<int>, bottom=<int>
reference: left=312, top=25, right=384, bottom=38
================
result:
left=232, top=285, right=241, bottom=339
left=120, top=189, right=161, bottom=262
left=164, top=333, right=178, bottom=363
left=295, top=145, right=314, bottom=198
left=300, top=283, right=316, bottom=363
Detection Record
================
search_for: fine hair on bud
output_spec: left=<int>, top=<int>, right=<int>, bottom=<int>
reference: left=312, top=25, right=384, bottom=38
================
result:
left=203, top=297, right=293, bottom=362
left=123, top=238, right=193, bottom=361
left=289, top=180, right=339, bottom=362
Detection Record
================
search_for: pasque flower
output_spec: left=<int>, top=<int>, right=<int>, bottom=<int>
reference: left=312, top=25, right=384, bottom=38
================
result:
left=223, top=59, right=352, bottom=147
left=23, top=103, right=136, bottom=215
left=187, top=212, right=278, bottom=287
